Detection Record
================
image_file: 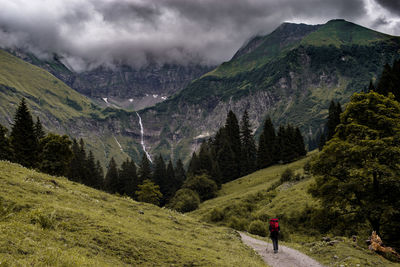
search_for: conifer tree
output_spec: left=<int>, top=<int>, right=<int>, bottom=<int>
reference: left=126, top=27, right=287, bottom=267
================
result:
left=119, top=158, right=138, bottom=197
left=257, top=117, right=276, bottom=169
left=217, top=138, right=236, bottom=183
left=224, top=110, right=241, bottom=178
left=85, top=150, right=103, bottom=189
left=138, top=153, right=152, bottom=185
left=38, top=133, right=73, bottom=176
left=318, top=132, right=326, bottom=151
left=95, top=160, right=104, bottom=189
left=164, top=160, right=176, bottom=203
left=326, top=101, right=342, bottom=141
left=198, top=141, right=213, bottom=175
left=105, top=157, right=119, bottom=193
left=10, top=98, right=38, bottom=168
left=187, top=152, right=201, bottom=176
left=256, top=133, right=269, bottom=169
left=34, top=117, right=45, bottom=141
left=240, top=109, right=257, bottom=175
left=135, top=179, right=162, bottom=205
left=294, top=127, right=307, bottom=156
left=152, top=155, right=167, bottom=205
left=0, top=124, right=12, bottom=161
left=174, top=158, right=186, bottom=188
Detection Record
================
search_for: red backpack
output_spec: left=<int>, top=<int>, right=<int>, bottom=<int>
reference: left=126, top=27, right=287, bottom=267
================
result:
left=270, top=218, right=279, bottom=232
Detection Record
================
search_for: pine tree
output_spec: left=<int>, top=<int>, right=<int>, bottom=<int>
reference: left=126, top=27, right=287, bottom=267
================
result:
left=135, top=179, right=162, bottom=205
left=318, top=132, right=326, bottom=151
left=119, top=158, right=138, bottom=197
left=326, top=101, right=342, bottom=141
left=0, top=124, right=12, bottom=161
left=95, top=160, right=104, bottom=189
left=224, top=110, right=241, bottom=178
left=34, top=117, right=45, bottom=141
left=105, top=157, right=119, bottom=193
left=294, top=127, right=307, bottom=156
left=240, top=109, right=257, bottom=175
left=10, top=98, right=38, bottom=168
left=257, top=117, right=276, bottom=169
left=174, top=158, right=186, bottom=188
left=138, top=153, right=152, bottom=185
left=164, top=160, right=176, bottom=203
left=198, top=141, right=213, bottom=175
left=152, top=155, right=167, bottom=205
left=256, top=133, right=268, bottom=169
left=38, top=133, right=73, bottom=176
left=187, top=152, right=201, bottom=176
left=217, top=138, right=236, bottom=183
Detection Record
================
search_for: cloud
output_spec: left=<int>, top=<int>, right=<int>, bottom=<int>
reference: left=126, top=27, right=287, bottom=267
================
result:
left=375, top=0, right=400, bottom=15
left=0, top=0, right=398, bottom=71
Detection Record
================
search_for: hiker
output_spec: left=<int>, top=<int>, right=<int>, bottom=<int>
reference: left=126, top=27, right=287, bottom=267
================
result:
left=269, top=218, right=280, bottom=253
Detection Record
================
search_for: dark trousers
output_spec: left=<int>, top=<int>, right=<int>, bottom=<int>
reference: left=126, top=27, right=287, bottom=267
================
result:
left=271, top=236, right=278, bottom=251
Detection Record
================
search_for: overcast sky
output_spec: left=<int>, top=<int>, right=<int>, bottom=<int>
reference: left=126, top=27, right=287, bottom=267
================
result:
left=0, top=0, right=399, bottom=71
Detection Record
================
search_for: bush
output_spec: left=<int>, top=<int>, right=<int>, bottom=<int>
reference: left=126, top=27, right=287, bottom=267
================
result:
left=248, top=220, right=267, bottom=237
left=167, top=189, right=200, bottom=213
left=210, top=208, right=224, bottom=222
left=228, top=216, right=248, bottom=231
left=31, top=210, right=58, bottom=230
left=183, top=174, right=218, bottom=201
left=280, top=168, right=294, bottom=183
left=303, top=161, right=311, bottom=175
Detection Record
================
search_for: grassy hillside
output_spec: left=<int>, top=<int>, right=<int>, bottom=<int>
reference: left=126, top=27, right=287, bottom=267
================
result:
left=190, top=152, right=400, bottom=266
left=0, top=161, right=265, bottom=266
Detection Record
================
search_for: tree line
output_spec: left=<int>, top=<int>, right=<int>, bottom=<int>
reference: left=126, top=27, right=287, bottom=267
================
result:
left=186, top=109, right=307, bottom=187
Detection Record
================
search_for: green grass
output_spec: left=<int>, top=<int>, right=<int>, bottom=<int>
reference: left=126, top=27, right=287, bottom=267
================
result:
left=190, top=152, right=400, bottom=266
left=0, top=161, right=266, bottom=266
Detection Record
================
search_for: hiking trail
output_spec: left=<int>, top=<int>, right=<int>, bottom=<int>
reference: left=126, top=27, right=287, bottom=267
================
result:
left=239, top=232, right=325, bottom=267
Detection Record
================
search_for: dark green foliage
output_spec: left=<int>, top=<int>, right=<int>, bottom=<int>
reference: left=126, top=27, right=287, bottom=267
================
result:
left=326, top=100, right=342, bottom=141
left=152, top=155, right=167, bottom=205
left=104, top=157, right=119, bottom=193
left=167, top=188, right=200, bottom=213
left=257, top=117, right=275, bottom=168
left=38, top=133, right=72, bottom=176
left=138, top=154, right=152, bottom=184
left=280, top=168, right=294, bottom=183
left=240, top=109, right=257, bottom=175
left=318, top=132, right=326, bottom=151
left=39, top=133, right=72, bottom=176
left=10, top=98, right=38, bottom=167
left=34, top=117, right=45, bottom=141
left=187, top=152, right=201, bottom=176
left=118, top=158, right=137, bottom=197
left=376, top=60, right=400, bottom=101
left=174, top=159, right=187, bottom=188
left=183, top=174, right=218, bottom=201
left=0, top=124, right=12, bottom=161
left=224, top=111, right=241, bottom=177
left=248, top=220, right=268, bottom=237
left=135, top=179, right=162, bottom=205
left=216, top=138, right=236, bottom=183
left=67, top=139, right=87, bottom=183
left=85, top=151, right=104, bottom=189
left=310, top=92, right=400, bottom=248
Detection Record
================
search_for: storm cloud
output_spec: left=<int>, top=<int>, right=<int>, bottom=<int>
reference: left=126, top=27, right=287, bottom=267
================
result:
left=0, top=0, right=399, bottom=71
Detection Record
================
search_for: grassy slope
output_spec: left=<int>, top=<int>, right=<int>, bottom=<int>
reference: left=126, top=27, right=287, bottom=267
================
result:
left=0, top=161, right=265, bottom=266
left=190, top=152, right=399, bottom=266
left=0, top=50, right=100, bottom=122
left=0, top=49, right=142, bottom=167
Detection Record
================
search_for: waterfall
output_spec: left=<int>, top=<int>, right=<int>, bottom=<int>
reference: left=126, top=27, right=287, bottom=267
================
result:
left=136, top=112, right=152, bottom=163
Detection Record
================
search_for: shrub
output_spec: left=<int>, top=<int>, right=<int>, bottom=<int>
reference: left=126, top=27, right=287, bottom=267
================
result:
left=210, top=208, right=224, bottom=222
left=228, top=216, right=248, bottom=231
left=248, top=220, right=268, bottom=237
left=303, top=161, right=311, bottom=175
left=167, top=189, right=200, bottom=213
left=31, top=210, right=58, bottom=230
left=183, top=174, right=218, bottom=201
left=280, top=168, right=294, bottom=183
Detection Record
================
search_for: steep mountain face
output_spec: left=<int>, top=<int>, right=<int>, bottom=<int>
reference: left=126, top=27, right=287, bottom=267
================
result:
left=137, top=19, right=400, bottom=161
left=6, top=48, right=212, bottom=110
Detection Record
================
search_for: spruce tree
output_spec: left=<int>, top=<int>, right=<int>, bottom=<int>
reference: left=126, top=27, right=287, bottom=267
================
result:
left=10, top=98, right=38, bottom=168
left=165, top=160, right=176, bottom=203
left=0, top=124, right=12, bottom=161
left=39, top=133, right=73, bottom=176
left=174, top=158, right=186, bottom=189
left=224, top=110, right=241, bottom=178
left=217, top=138, right=236, bottom=183
left=187, top=152, right=201, bottom=176
left=105, top=157, right=119, bottom=193
left=85, top=150, right=103, bottom=189
left=294, top=127, right=307, bottom=156
left=198, top=141, right=213, bottom=175
left=95, top=160, right=104, bottom=189
left=240, top=109, right=257, bottom=176
left=138, top=153, right=152, bottom=185
left=34, top=117, right=45, bottom=141
left=326, top=101, right=342, bottom=141
left=256, top=133, right=269, bottom=169
left=152, top=155, right=167, bottom=205
left=119, top=158, right=138, bottom=197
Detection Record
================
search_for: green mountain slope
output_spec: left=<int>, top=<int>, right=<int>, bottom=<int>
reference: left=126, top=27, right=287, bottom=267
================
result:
left=190, top=153, right=400, bottom=266
left=0, top=161, right=265, bottom=266
left=138, top=19, right=400, bottom=161
left=0, top=49, right=145, bottom=166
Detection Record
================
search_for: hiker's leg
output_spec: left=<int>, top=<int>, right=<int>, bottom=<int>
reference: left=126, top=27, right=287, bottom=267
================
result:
left=272, top=237, right=278, bottom=251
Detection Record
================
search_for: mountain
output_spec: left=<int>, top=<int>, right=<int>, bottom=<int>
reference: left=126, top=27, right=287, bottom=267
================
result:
left=137, top=19, right=400, bottom=161
left=0, top=160, right=265, bottom=266
left=6, top=48, right=212, bottom=110
left=1, top=19, right=400, bottom=165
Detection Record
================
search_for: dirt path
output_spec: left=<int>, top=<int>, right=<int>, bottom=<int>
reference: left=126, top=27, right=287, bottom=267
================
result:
left=239, top=232, right=325, bottom=267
